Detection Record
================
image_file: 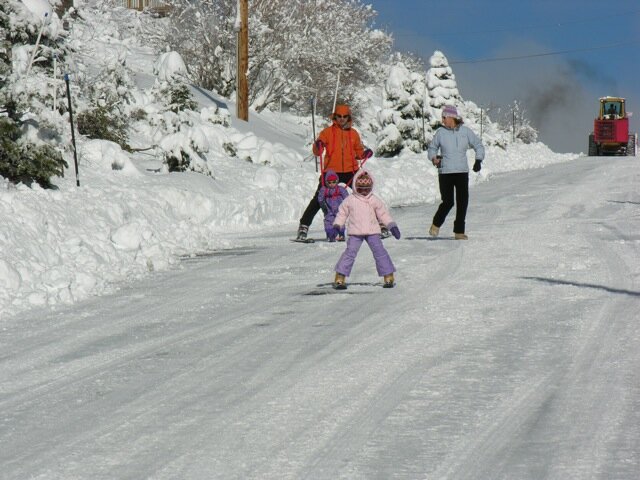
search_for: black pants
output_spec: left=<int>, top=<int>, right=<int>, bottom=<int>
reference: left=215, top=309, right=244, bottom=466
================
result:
left=299, top=171, right=355, bottom=227
left=432, top=172, right=469, bottom=234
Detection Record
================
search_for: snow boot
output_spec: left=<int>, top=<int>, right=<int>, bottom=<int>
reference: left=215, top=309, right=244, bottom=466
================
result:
left=296, top=224, right=309, bottom=241
left=429, top=224, right=440, bottom=237
left=454, top=233, right=468, bottom=240
left=334, top=273, right=347, bottom=290
left=383, top=273, right=395, bottom=288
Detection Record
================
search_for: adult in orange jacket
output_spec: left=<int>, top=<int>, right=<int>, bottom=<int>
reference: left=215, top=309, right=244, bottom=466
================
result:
left=296, top=104, right=372, bottom=241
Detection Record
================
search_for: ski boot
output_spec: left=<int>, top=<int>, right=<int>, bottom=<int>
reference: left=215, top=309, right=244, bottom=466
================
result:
left=333, top=273, right=347, bottom=290
left=383, top=273, right=395, bottom=288
left=296, top=224, right=309, bottom=241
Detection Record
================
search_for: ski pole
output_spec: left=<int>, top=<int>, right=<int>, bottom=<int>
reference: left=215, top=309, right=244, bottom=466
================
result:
left=311, top=96, right=318, bottom=172
left=64, top=73, right=80, bottom=187
left=52, top=53, right=57, bottom=112
left=332, top=70, right=340, bottom=115
left=345, top=149, right=372, bottom=188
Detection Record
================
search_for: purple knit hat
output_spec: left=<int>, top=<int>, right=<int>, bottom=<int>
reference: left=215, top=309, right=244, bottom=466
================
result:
left=441, top=105, right=460, bottom=119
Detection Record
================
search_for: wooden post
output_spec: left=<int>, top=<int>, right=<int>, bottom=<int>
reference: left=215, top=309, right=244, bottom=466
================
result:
left=236, top=0, right=249, bottom=121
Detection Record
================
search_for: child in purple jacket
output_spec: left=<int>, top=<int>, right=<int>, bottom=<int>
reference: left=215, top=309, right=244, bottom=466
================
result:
left=317, top=170, right=349, bottom=242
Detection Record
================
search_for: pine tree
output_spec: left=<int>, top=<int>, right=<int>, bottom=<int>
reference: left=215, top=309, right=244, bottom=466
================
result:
left=0, top=0, right=67, bottom=188
left=426, top=50, right=461, bottom=127
left=376, top=57, right=430, bottom=156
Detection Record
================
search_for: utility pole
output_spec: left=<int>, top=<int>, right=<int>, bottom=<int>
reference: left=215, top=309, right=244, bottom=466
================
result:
left=236, top=0, right=249, bottom=121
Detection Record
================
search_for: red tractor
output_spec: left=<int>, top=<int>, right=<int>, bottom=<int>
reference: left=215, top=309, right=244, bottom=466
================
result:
left=589, top=96, right=636, bottom=156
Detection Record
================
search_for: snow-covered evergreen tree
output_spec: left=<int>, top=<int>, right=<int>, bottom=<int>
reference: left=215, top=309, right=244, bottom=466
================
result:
left=375, top=55, right=430, bottom=157
left=76, top=56, right=137, bottom=150
left=0, top=0, right=68, bottom=188
left=426, top=50, right=461, bottom=127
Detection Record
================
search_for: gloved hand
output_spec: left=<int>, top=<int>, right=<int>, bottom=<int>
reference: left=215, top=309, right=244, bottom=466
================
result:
left=363, top=148, right=373, bottom=160
left=314, top=140, right=325, bottom=152
left=390, top=225, right=401, bottom=240
left=332, top=225, right=342, bottom=237
left=473, top=160, right=482, bottom=172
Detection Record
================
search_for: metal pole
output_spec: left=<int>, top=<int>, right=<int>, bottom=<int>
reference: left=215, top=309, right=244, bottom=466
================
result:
left=421, top=87, right=426, bottom=149
left=332, top=70, right=340, bottom=114
left=512, top=109, right=516, bottom=142
left=311, top=96, right=318, bottom=173
left=64, top=74, right=80, bottom=187
left=480, top=108, right=483, bottom=139
left=52, top=54, right=57, bottom=111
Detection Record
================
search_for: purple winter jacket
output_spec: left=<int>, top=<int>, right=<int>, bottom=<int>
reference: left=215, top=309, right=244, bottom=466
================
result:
left=317, top=169, right=349, bottom=222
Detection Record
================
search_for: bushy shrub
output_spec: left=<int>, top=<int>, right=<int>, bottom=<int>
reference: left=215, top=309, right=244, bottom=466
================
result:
left=517, top=125, right=538, bottom=144
left=167, top=83, right=198, bottom=113
left=164, top=149, right=190, bottom=172
left=76, top=106, right=130, bottom=151
left=0, top=118, right=68, bottom=188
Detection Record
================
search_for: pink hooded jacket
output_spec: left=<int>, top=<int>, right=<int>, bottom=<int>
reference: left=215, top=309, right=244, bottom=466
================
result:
left=333, top=169, right=395, bottom=236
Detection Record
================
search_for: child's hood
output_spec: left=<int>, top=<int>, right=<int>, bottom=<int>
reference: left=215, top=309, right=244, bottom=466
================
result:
left=352, top=168, right=375, bottom=198
left=324, top=169, right=338, bottom=184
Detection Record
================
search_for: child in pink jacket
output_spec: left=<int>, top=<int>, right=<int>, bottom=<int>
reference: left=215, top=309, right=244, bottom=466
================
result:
left=331, top=169, right=401, bottom=289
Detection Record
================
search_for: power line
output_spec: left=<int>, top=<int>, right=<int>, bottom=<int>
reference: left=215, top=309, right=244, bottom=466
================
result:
left=449, top=39, right=640, bottom=65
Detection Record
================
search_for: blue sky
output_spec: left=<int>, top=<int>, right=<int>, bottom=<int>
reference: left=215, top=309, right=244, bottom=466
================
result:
left=368, top=0, right=640, bottom=153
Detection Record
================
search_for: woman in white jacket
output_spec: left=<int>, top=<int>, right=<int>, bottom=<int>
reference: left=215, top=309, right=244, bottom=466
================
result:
left=427, top=105, right=485, bottom=240
left=332, top=169, right=401, bottom=289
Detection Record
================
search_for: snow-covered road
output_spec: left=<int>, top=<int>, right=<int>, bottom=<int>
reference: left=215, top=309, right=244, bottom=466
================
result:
left=1, top=157, right=639, bottom=479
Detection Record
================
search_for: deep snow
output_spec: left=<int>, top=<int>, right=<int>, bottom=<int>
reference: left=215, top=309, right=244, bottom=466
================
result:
left=1, top=156, right=638, bottom=479
left=2, top=2, right=639, bottom=478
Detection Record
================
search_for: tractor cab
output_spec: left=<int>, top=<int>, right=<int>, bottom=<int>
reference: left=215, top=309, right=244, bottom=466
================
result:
left=600, top=98, right=624, bottom=120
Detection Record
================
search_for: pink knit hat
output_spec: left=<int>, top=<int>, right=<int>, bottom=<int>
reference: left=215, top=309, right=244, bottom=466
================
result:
left=355, top=172, right=373, bottom=194
left=441, top=105, right=460, bottom=119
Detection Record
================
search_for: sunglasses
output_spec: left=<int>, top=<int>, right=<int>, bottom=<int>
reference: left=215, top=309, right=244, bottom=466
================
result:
left=335, top=114, right=349, bottom=119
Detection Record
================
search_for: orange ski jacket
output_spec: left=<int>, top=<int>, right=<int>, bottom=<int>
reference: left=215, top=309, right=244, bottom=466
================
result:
left=312, top=107, right=365, bottom=174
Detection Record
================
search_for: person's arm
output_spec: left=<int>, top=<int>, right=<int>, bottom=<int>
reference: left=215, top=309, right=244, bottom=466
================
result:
left=427, top=130, right=441, bottom=165
left=468, top=128, right=485, bottom=161
left=373, top=197, right=394, bottom=227
left=352, top=130, right=365, bottom=160
left=313, top=129, right=330, bottom=156
left=317, top=187, right=326, bottom=203
left=333, top=200, right=349, bottom=228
